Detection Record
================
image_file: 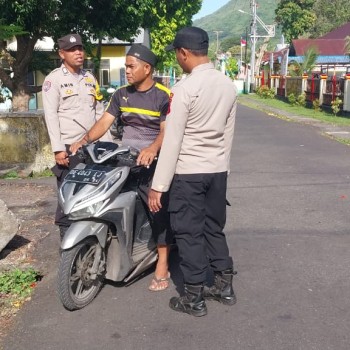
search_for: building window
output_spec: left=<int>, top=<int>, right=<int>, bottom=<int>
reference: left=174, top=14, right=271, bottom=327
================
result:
left=99, top=60, right=110, bottom=87
left=100, top=69, right=110, bottom=87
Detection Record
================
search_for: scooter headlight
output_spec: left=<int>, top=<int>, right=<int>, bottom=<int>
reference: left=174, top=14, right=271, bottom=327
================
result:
left=69, top=170, right=122, bottom=218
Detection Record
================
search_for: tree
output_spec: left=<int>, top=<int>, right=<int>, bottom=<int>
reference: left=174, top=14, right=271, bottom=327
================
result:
left=225, top=57, right=239, bottom=79
left=309, top=0, right=350, bottom=38
left=275, top=0, right=316, bottom=43
left=148, top=0, right=202, bottom=71
left=0, top=0, right=199, bottom=111
left=288, top=46, right=318, bottom=76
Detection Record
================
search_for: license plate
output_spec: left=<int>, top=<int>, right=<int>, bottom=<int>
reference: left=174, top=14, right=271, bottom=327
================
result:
left=65, top=169, right=105, bottom=185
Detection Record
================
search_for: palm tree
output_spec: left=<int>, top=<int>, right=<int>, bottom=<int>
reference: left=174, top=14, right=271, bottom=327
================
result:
left=289, top=46, right=319, bottom=76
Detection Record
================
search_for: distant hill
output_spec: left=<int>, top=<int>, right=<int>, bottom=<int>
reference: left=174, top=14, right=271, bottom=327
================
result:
left=193, top=0, right=281, bottom=49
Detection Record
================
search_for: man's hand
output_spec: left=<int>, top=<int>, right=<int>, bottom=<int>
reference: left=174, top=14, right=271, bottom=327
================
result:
left=148, top=189, right=163, bottom=213
left=54, top=151, right=69, bottom=167
left=70, top=140, right=84, bottom=155
left=137, top=146, right=158, bottom=167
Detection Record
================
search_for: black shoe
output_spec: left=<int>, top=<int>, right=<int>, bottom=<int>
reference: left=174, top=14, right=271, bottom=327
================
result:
left=169, top=284, right=207, bottom=317
left=203, top=268, right=237, bottom=306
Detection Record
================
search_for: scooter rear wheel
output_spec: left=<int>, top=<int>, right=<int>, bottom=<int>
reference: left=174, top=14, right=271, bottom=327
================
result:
left=57, top=237, right=105, bottom=310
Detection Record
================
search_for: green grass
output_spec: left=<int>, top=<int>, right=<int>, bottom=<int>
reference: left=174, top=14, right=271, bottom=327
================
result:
left=0, top=168, right=54, bottom=180
left=239, top=94, right=350, bottom=127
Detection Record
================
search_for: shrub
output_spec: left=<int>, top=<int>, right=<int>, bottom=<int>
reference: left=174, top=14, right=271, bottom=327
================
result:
left=312, top=99, right=321, bottom=112
left=287, top=93, right=297, bottom=106
left=0, top=170, right=19, bottom=179
left=331, top=97, right=342, bottom=116
left=256, top=85, right=275, bottom=99
left=0, top=268, right=39, bottom=299
left=297, top=93, right=306, bottom=107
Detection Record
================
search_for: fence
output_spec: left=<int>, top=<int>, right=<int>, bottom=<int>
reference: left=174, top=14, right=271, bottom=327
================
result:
left=257, top=74, right=350, bottom=112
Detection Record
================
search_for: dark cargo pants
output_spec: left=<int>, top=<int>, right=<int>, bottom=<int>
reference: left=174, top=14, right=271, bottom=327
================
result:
left=168, top=172, right=233, bottom=284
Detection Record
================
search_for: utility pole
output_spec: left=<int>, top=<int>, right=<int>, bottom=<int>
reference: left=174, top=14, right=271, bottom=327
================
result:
left=213, top=30, right=223, bottom=56
left=250, top=0, right=257, bottom=93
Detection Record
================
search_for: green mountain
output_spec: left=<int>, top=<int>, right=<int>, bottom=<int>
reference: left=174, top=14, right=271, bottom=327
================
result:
left=193, top=0, right=281, bottom=49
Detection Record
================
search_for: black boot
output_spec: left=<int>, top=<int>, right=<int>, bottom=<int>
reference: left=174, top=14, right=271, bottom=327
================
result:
left=203, top=268, right=237, bottom=305
left=169, top=283, right=208, bottom=317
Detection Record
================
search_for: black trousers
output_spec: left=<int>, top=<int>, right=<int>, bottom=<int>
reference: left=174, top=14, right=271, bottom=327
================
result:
left=168, top=172, right=233, bottom=284
left=51, top=146, right=83, bottom=228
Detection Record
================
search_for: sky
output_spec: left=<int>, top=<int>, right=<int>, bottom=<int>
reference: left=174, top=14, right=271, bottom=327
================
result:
left=193, top=0, right=231, bottom=20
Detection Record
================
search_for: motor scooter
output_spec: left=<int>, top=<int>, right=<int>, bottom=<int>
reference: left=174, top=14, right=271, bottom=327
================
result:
left=57, top=141, right=157, bottom=310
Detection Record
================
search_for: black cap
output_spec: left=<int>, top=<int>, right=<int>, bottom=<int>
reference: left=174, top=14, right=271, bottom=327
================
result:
left=127, top=44, right=157, bottom=67
left=58, top=34, right=83, bottom=50
left=166, top=27, right=209, bottom=51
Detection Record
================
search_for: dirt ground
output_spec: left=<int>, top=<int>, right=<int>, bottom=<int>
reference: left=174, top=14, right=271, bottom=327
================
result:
left=0, top=178, right=57, bottom=342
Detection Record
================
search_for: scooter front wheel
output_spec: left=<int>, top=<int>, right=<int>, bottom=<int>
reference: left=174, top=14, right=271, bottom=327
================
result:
left=57, top=237, right=106, bottom=310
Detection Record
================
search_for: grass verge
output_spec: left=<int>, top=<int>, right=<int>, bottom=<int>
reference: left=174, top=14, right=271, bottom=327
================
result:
left=0, top=168, right=54, bottom=180
left=239, top=94, right=350, bottom=127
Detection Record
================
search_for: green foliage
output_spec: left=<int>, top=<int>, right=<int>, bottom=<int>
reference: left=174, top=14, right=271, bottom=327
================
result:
left=275, top=0, right=316, bottom=42
left=0, top=268, right=39, bottom=298
left=313, top=98, right=321, bottom=112
left=0, top=170, right=19, bottom=179
left=331, top=97, right=342, bottom=116
left=289, top=47, right=318, bottom=76
left=225, top=57, right=239, bottom=79
left=297, top=93, right=306, bottom=107
left=288, top=92, right=306, bottom=106
left=0, top=0, right=199, bottom=108
left=288, top=93, right=297, bottom=106
left=194, top=0, right=280, bottom=49
left=0, top=22, right=27, bottom=40
left=256, top=85, right=276, bottom=99
left=30, top=168, right=54, bottom=178
left=149, top=1, right=202, bottom=70
left=309, top=0, right=350, bottom=38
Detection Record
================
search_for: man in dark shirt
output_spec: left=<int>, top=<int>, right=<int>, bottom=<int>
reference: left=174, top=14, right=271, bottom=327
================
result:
left=70, top=44, right=172, bottom=292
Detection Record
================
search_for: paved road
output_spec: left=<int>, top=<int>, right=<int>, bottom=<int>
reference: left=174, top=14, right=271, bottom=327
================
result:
left=3, top=104, right=350, bottom=350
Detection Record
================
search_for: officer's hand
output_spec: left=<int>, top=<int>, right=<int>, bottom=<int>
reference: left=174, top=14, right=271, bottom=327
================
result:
left=70, top=141, right=84, bottom=155
left=55, top=151, right=69, bottom=167
left=137, top=146, right=158, bottom=167
left=148, top=189, right=163, bottom=213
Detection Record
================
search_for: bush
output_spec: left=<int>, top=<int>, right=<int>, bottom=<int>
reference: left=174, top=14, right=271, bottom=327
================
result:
left=312, top=99, right=321, bottom=112
left=297, top=93, right=306, bottom=107
left=256, top=85, right=275, bottom=99
left=0, top=170, right=19, bottom=179
left=0, top=268, right=39, bottom=299
left=288, top=93, right=306, bottom=107
left=331, top=97, right=342, bottom=116
left=288, top=93, right=297, bottom=106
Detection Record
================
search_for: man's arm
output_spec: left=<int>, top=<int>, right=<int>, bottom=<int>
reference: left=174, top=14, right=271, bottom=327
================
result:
left=42, top=77, right=70, bottom=166
left=70, top=112, right=115, bottom=154
left=224, top=95, right=237, bottom=173
left=148, top=85, right=189, bottom=212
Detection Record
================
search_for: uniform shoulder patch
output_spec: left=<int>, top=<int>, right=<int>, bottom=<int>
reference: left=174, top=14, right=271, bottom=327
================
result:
left=43, top=81, right=51, bottom=92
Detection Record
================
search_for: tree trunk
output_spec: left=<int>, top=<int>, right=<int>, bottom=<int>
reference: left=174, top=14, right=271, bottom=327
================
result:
left=12, top=86, right=31, bottom=112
